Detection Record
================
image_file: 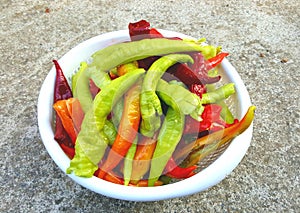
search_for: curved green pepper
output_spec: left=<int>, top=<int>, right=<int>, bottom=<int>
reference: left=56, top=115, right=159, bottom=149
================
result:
left=123, top=137, right=138, bottom=186
left=72, top=61, right=88, bottom=96
left=74, top=65, right=93, bottom=113
left=93, top=69, right=145, bottom=131
left=140, top=54, right=193, bottom=137
left=66, top=109, right=110, bottom=177
left=156, top=79, right=204, bottom=121
left=91, top=38, right=213, bottom=71
left=86, top=66, right=111, bottom=89
left=148, top=106, right=184, bottom=186
left=103, top=120, right=117, bottom=146
left=201, top=83, right=235, bottom=104
left=206, top=84, right=235, bottom=124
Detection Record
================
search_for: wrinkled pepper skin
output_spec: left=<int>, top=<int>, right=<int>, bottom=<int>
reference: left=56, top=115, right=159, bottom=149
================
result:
left=156, top=79, right=203, bottom=121
left=91, top=38, right=217, bottom=72
left=148, top=107, right=185, bottom=186
left=93, top=69, right=145, bottom=132
left=140, top=54, right=193, bottom=137
left=53, top=60, right=73, bottom=101
left=52, top=60, right=74, bottom=150
left=130, top=133, right=158, bottom=183
left=97, top=81, right=142, bottom=179
left=66, top=109, right=110, bottom=177
left=201, top=83, right=235, bottom=104
left=123, top=138, right=138, bottom=186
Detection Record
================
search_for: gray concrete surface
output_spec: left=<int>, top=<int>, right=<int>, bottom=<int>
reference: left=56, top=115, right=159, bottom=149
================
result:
left=1, top=0, right=299, bottom=212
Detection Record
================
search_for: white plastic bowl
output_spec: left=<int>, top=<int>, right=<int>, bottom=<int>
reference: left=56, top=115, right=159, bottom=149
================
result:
left=38, top=29, right=253, bottom=201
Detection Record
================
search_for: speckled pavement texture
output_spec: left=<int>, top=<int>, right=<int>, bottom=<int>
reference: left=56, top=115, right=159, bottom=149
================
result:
left=1, top=0, right=299, bottom=212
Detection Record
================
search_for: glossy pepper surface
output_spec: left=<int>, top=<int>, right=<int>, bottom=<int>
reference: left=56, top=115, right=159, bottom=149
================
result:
left=97, top=81, right=142, bottom=179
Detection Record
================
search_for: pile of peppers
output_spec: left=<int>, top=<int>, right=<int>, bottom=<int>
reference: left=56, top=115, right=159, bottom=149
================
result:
left=52, top=20, right=255, bottom=186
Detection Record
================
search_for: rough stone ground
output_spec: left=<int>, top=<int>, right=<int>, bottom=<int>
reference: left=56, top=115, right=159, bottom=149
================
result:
left=0, top=0, right=299, bottom=212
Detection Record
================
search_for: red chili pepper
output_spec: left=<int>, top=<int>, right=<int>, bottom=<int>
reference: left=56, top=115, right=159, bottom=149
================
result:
left=59, top=143, right=75, bottom=159
left=149, top=28, right=164, bottom=38
left=164, top=157, right=197, bottom=179
left=97, top=82, right=142, bottom=179
left=166, top=63, right=203, bottom=86
left=53, top=60, right=74, bottom=148
left=166, top=51, right=229, bottom=87
left=190, top=83, right=206, bottom=98
left=206, top=52, right=229, bottom=69
left=54, top=118, right=73, bottom=148
left=190, top=52, right=222, bottom=85
left=184, top=104, right=224, bottom=135
left=53, top=60, right=73, bottom=101
left=129, top=19, right=151, bottom=41
left=128, top=19, right=164, bottom=41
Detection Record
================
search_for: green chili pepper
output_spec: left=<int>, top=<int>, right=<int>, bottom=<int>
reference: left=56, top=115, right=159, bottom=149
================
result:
left=73, top=64, right=111, bottom=114
left=123, top=137, right=138, bottom=186
left=66, top=109, right=110, bottom=177
left=103, top=120, right=117, bottom=146
left=206, top=84, right=235, bottom=124
left=93, top=69, right=145, bottom=131
left=111, top=97, right=124, bottom=128
left=156, top=79, right=204, bottom=121
left=72, top=61, right=88, bottom=96
left=86, top=66, right=112, bottom=89
left=140, top=54, right=193, bottom=137
left=91, top=38, right=214, bottom=71
left=201, top=83, right=235, bottom=105
left=148, top=107, right=184, bottom=186
left=66, top=142, right=98, bottom=178
left=73, top=65, right=93, bottom=113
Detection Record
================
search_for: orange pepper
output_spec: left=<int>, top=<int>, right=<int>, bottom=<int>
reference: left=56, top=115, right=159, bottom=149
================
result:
left=53, top=98, right=84, bottom=145
left=97, top=82, right=142, bottom=179
left=130, top=133, right=158, bottom=183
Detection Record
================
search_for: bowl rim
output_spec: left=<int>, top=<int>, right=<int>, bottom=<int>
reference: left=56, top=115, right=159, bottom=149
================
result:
left=38, top=29, right=253, bottom=201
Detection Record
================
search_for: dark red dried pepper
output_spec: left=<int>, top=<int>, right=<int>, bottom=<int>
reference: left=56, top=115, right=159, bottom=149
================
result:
left=53, top=60, right=75, bottom=156
left=129, top=19, right=164, bottom=41
left=166, top=52, right=222, bottom=87
left=128, top=20, right=228, bottom=87
left=53, top=60, right=73, bottom=101
left=129, top=19, right=151, bottom=41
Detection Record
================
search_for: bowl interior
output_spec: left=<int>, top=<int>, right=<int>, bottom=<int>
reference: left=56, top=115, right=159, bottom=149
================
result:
left=38, top=29, right=253, bottom=201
